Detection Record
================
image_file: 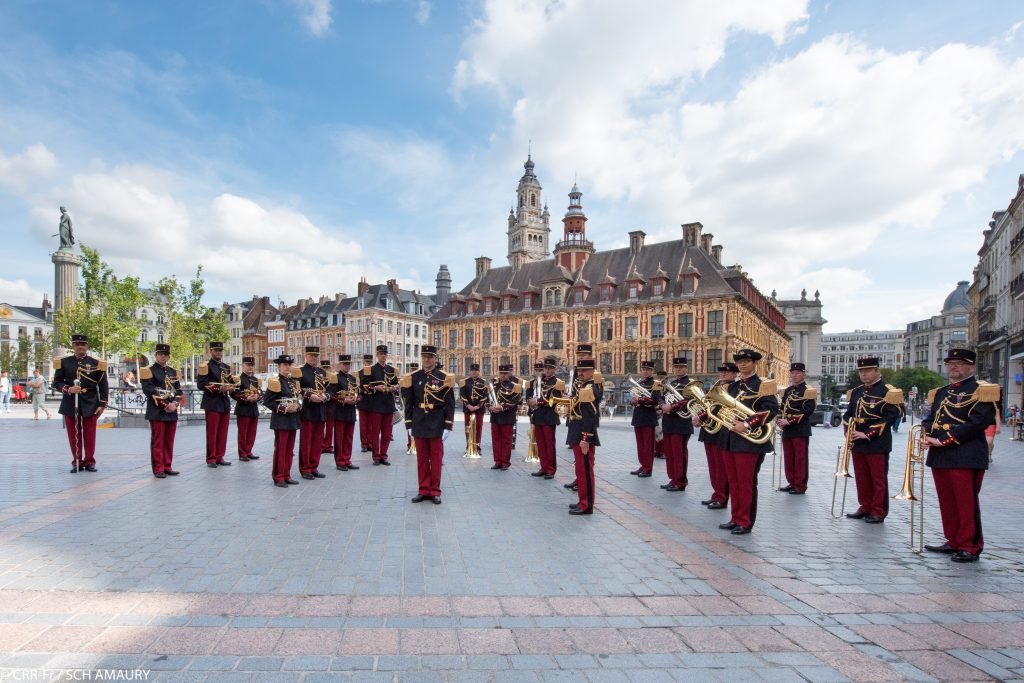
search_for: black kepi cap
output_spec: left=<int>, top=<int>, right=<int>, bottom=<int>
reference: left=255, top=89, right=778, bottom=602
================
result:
left=155, top=343, right=171, bottom=354
left=856, top=357, right=879, bottom=369
left=719, top=362, right=739, bottom=373
left=376, top=344, right=388, bottom=353
left=498, top=364, right=513, bottom=373
left=640, top=360, right=655, bottom=369
left=242, top=356, right=255, bottom=364
left=576, top=343, right=593, bottom=354
left=320, top=360, right=331, bottom=367
left=733, top=348, right=762, bottom=362
left=71, top=333, right=88, bottom=343
left=209, top=341, right=224, bottom=350
left=543, top=356, right=558, bottom=368
left=533, top=362, right=544, bottom=371
left=305, top=346, right=320, bottom=354
left=362, top=354, right=373, bottom=361
left=790, top=362, right=806, bottom=372
left=944, top=348, right=976, bottom=364
left=575, top=359, right=596, bottom=371
left=421, top=345, right=438, bottom=356
left=338, top=354, right=351, bottom=362
left=672, top=357, right=689, bottom=367
left=275, top=354, right=295, bottom=364
left=470, top=363, right=480, bottom=371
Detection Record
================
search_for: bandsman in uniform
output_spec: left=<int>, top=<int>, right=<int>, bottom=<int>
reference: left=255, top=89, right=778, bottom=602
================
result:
left=568, top=358, right=602, bottom=515
left=565, top=344, right=603, bottom=490
left=842, top=357, right=904, bottom=523
left=719, top=349, right=778, bottom=535
left=401, top=345, right=455, bottom=504
left=461, top=363, right=487, bottom=454
left=921, top=348, right=996, bottom=563
left=52, top=333, right=109, bottom=473
left=361, top=344, right=399, bottom=465
left=321, top=359, right=335, bottom=456
left=231, top=356, right=263, bottom=462
left=295, top=346, right=330, bottom=479
left=263, top=354, right=301, bottom=487
left=654, top=370, right=669, bottom=460
left=528, top=359, right=564, bottom=479
left=406, top=362, right=419, bottom=453
left=196, top=341, right=234, bottom=467
left=777, top=362, right=816, bottom=494
left=697, top=363, right=738, bottom=509
left=140, top=343, right=182, bottom=479
left=658, top=357, right=693, bottom=491
left=328, top=354, right=360, bottom=471
left=489, top=364, right=523, bottom=470
left=629, top=360, right=662, bottom=478
left=358, top=354, right=373, bottom=452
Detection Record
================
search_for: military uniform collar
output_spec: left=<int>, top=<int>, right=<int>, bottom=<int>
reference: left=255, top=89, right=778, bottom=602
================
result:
left=950, top=375, right=975, bottom=389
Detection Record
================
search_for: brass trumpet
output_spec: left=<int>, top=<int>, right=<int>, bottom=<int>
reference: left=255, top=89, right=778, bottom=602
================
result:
left=895, top=424, right=927, bottom=553
left=830, top=419, right=856, bottom=518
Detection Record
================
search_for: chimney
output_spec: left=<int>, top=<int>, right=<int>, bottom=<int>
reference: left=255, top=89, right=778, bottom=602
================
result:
left=41, top=294, right=51, bottom=319
left=319, top=295, right=328, bottom=305
left=297, top=298, right=309, bottom=312
left=700, top=232, right=714, bottom=253
left=628, top=230, right=646, bottom=253
left=334, top=292, right=346, bottom=303
left=386, top=279, right=400, bottom=297
left=681, top=222, right=703, bottom=247
left=711, top=244, right=723, bottom=264
left=475, top=256, right=492, bottom=278
left=357, top=277, right=370, bottom=297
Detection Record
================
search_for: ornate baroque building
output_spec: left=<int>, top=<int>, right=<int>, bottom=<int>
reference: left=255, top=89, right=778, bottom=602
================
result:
left=428, top=158, right=791, bottom=403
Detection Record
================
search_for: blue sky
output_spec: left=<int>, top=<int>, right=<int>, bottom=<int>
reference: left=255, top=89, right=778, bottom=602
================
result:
left=1, top=0, right=1023, bottom=331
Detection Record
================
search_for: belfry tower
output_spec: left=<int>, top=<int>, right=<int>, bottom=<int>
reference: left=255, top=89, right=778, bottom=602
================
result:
left=506, top=154, right=551, bottom=268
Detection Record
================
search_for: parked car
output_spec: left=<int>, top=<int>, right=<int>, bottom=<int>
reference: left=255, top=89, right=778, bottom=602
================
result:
left=811, top=403, right=842, bottom=427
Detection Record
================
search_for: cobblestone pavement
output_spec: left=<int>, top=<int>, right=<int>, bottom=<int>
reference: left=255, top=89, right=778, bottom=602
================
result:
left=1, top=403, right=1023, bottom=681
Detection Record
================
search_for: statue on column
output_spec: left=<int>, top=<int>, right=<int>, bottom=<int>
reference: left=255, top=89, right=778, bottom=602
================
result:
left=56, top=206, right=75, bottom=250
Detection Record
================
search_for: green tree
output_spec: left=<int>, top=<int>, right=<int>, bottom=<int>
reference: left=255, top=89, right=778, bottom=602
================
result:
left=146, top=266, right=228, bottom=381
left=31, top=333, right=54, bottom=374
left=843, top=367, right=895, bottom=392
left=891, top=367, right=945, bottom=401
left=14, top=334, right=30, bottom=377
left=0, top=342, right=15, bottom=375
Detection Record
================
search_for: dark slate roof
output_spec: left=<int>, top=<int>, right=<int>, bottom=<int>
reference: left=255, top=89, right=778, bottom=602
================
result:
left=282, top=284, right=440, bottom=330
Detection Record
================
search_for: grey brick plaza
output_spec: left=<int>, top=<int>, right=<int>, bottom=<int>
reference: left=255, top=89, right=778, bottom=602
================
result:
left=0, top=407, right=1022, bottom=681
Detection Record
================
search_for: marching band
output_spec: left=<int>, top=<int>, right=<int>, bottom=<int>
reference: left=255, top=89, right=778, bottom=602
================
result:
left=50, top=335, right=999, bottom=560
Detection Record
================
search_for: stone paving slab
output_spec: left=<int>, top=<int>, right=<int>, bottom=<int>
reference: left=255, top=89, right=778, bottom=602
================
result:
left=1, top=409, right=1021, bottom=680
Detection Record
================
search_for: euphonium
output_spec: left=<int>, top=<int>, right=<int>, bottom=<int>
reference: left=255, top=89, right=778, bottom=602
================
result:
left=895, top=424, right=927, bottom=553
left=681, top=382, right=774, bottom=444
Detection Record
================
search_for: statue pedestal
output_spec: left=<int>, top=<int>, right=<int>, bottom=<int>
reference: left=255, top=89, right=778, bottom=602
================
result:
left=52, top=248, right=81, bottom=313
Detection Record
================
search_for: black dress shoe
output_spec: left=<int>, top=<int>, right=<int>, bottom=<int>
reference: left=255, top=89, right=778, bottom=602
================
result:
left=238, top=456, right=250, bottom=462
left=380, top=460, right=391, bottom=466
left=500, top=466, right=510, bottom=471
left=247, top=455, right=260, bottom=460
left=570, top=485, right=578, bottom=491
left=719, top=521, right=737, bottom=530
left=153, top=472, right=167, bottom=479
left=564, top=481, right=578, bottom=489
left=165, top=470, right=180, bottom=476
left=665, top=484, right=684, bottom=492
left=490, top=464, right=503, bottom=470
left=569, top=507, right=593, bottom=515
left=924, top=542, right=956, bottom=554
left=630, top=468, right=642, bottom=475
left=569, top=503, right=580, bottom=509
left=660, top=484, right=671, bottom=489
left=312, top=472, right=326, bottom=478
left=637, top=471, right=652, bottom=478
left=531, top=471, right=545, bottom=477
left=864, top=515, right=885, bottom=524
left=337, top=465, right=349, bottom=471
left=69, top=467, right=79, bottom=473
left=951, top=550, right=980, bottom=563
left=347, top=464, right=359, bottom=470
left=707, top=502, right=727, bottom=510
left=285, top=479, right=299, bottom=485
left=731, top=526, right=751, bottom=535
left=411, top=494, right=431, bottom=503
left=217, top=460, right=232, bottom=466
left=845, top=511, right=868, bottom=519
left=84, top=465, right=97, bottom=472
left=207, top=462, right=218, bottom=468
left=543, top=474, right=554, bottom=480
left=788, top=489, right=806, bottom=495
left=778, top=485, right=793, bottom=492
left=274, top=481, right=288, bottom=488
left=431, top=497, right=442, bottom=505
left=700, top=499, right=713, bottom=506
left=372, top=460, right=381, bottom=466
left=301, top=473, right=316, bottom=480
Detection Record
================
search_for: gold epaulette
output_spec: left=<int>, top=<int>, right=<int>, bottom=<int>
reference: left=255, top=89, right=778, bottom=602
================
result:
left=97, top=360, right=108, bottom=372
left=327, top=372, right=338, bottom=383
left=926, top=388, right=938, bottom=404
left=845, top=389, right=853, bottom=402
left=758, top=379, right=777, bottom=397
left=578, top=385, right=596, bottom=403
left=444, top=373, right=455, bottom=388
left=652, top=380, right=663, bottom=392
left=400, top=373, right=413, bottom=388
left=291, top=368, right=302, bottom=379
left=52, top=357, right=61, bottom=370
left=884, top=384, right=904, bottom=405
left=511, top=382, right=522, bottom=394
left=268, top=377, right=281, bottom=392
left=593, top=370, right=604, bottom=385
left=973, top=381, right=1000, bottom=403
left=803, top=387, right=818, bottom=400
left=198, top=362, right=209, bottom=376
left=362, top=367, right=371, bottom=376
left=139, top=367, right=153, bottom=380
left=554, top=379, right=566, bottom=393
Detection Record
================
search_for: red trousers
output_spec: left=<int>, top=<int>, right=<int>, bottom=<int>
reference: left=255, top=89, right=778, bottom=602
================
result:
left=333, top=420, right=355, bottom=466
left=365, top=411, right=393, bottom=462
left=654, top=437, right=664, bottom=457
left=663, top=433, right=689, bottom=488
left=535, top=424, right=557, bottom=474
left=852, top=452, right=889, bottom=518
left=323, top=420, right=334, bottom=452
left=782, top=436, right=809, bottom=492
left=464, top=410, right=484, bottom=447
left=723, top=449, right=765, bottom=529
left=931, top=468, right=985, bottom=554
left=63, top=414, right=98, bottom=467
left=491, top=423, right=514, bottom=466
left=272, top=429, right=297, bottom=483
left=358, top=409, right=369, bottom=449
left=634, top=426, right=655, bottom=472
left=705, top=442, right=729, bottom=504
left=149, top=420, right=177, bottom=474
left=414, top=436, right=444, bottom=496
left=299, top=420, right=324, bottom=474
left=204, top=410, right=230, bottom=463
left=572, top=443, right=596, bottom=512
left=236, top=416, right=259, bottom=458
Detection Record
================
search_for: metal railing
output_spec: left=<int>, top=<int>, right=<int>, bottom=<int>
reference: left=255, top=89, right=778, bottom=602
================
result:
left=106, top=387, right=270, bottom=416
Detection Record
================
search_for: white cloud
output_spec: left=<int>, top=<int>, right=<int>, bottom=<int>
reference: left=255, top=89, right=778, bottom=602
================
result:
left=416, top=1, right=431, bottom=25
left=0, top=279, right=45, bottom=308
left=0, top=143, right=57, bottom=194
left=289, top=0, right=333, bottom=37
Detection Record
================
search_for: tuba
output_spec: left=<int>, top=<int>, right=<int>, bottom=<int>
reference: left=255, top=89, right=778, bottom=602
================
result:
left=681, top=381, right=774, bottom=444
left=463, top=378, right=482, bottom=459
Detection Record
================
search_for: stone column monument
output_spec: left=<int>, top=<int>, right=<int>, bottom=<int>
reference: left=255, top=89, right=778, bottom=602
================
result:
left=51, top=206, right=81, bottom=312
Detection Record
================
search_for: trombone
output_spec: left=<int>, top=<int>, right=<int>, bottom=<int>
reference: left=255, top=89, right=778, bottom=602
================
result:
left=830, top=419, right=856, bottom=518
left=523, top=377, right=540, bottom=463
left=895, top=424, right=927, bottom=553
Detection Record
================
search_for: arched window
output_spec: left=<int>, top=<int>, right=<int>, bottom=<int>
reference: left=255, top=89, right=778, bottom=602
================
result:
left=531, top=193, right=536, bottom=207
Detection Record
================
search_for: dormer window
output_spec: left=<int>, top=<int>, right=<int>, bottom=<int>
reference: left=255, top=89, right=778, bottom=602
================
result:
left=484, top=299, right=493, bottom=313
left=629, top=284, right=638, bottom=299
left=523, top=294, right=533, bottom=310
left=653, top=282, right=663, bottom=296
left=574, top=289, right=585, bottom=305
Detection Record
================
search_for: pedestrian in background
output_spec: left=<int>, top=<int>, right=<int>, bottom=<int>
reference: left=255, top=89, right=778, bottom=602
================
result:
left=0, top=371, right=11, bottom=413
left=28, top=368, right=51, bottom=419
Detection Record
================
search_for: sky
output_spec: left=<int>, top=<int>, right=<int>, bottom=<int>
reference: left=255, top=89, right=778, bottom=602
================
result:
left=1, top=0, right=1023, bottom=332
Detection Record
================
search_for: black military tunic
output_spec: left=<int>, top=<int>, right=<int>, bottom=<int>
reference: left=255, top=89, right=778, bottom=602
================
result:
left=141, top=364, right=183, bottom=422
left=52, top=354, right=109, bottom=417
